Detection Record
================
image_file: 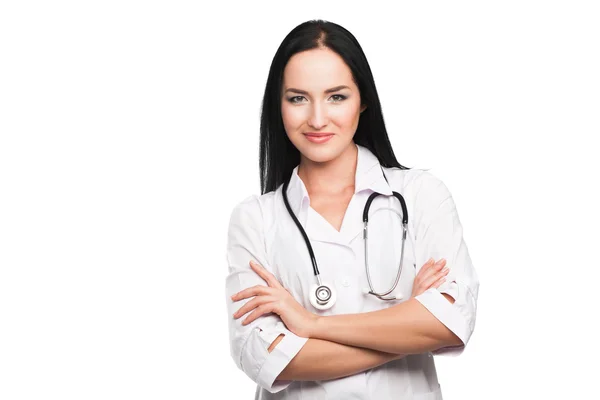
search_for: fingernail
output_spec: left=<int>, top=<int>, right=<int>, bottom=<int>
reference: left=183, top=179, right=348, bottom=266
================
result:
left=428, top=258, right=434, bottom=264
left=437, top=258, right=446, bottom=264
left=442, top=267, right=449, bottom=273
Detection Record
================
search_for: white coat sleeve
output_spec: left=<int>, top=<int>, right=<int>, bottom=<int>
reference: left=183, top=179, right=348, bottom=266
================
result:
left=225, top=195, right=308, bottom=393
left=412, top=171, right=480, bottom=356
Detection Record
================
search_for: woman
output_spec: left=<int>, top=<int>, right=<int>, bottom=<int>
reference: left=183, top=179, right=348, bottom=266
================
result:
left=225, top=19, right=479, bottom=399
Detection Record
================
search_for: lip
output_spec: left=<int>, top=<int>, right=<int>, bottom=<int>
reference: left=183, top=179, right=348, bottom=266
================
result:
left=304, top=133, right=334, bottom=144
left=304, top=132, right=335, bottom=137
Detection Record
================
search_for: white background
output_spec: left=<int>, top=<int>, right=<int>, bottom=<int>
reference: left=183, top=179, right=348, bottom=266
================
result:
left=1, top=1, right=599, bottom=399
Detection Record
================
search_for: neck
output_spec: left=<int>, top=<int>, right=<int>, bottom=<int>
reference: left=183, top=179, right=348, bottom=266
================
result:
left=297, top=143, right=358, bottom=195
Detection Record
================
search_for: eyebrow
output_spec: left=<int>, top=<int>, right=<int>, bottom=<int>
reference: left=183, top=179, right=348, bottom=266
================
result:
left=284, top=85, right=350, bottom=95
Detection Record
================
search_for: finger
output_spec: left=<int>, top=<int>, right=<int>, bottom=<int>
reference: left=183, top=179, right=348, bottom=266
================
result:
left=231, top=285, right=273, bottom=301
left=415, top=259, right=445, bottom=286
left=422, top=265, right=449, bottom=288
left=431, top=277, right=447, bottom=289
left=413, top=258, right=435, bottom=284
left=416, top=258, right=443, bottom=277
left=420, top=258, right=436, bottom=272
left=249, top=261, right=283, bottom=289
left=242, top=303, right=276, bottom=326
left=412, top=270, right=448, bottom=297
left=421, top=267, right=449, bottom=290
left=233, top=295, right=276, bottom=319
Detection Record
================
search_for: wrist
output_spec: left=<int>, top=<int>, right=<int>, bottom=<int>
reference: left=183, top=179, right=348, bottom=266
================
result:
left=310, top=314, right=326, bottom=338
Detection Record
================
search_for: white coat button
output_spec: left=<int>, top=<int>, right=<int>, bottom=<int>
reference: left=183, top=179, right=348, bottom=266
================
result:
left=342, top=278, right=350, bottom=287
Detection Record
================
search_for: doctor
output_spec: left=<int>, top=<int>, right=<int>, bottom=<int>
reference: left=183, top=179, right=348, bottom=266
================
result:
left=226, top=19, right=479, bottom=400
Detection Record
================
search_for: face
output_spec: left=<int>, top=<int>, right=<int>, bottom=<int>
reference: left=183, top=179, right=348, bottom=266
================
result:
left=281, top=47, right=366, bottom=164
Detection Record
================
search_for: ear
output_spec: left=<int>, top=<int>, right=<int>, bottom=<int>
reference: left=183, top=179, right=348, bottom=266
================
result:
left=360, top=104, right=367, bottom=113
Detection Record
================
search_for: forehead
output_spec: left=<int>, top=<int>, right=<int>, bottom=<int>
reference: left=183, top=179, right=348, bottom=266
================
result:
left=283, top=48, right=355, bottom=89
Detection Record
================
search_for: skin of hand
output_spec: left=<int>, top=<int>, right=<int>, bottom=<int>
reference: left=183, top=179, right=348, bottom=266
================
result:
left=231, top=258, right=449, bottom=338
left=411, top=258, right=448, bottom=297
left=231, top=260, right=319, bottom=338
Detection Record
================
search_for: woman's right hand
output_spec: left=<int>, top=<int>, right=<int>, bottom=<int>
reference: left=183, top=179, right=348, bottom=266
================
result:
left=411, top=258, right=449, bottom=298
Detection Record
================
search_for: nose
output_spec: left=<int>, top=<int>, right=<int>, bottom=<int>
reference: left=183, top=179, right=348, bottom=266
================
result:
left=307, top=102, right=329, bottom=130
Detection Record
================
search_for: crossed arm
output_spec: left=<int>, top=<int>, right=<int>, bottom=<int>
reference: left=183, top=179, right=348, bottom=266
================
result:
left=227, top=177, right=478, bottom=387
left=232, top=259, right=460, bottom=383
left=270, top=294, right=458, bottom=382
left=271, top=335, right=400, bottom=381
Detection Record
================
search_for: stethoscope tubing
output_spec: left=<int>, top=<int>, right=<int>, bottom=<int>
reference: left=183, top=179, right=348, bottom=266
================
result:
left=282, top=177, right=324, bottom=285
left=281, top=163, right=408, bottom=306
left=363, top=191, right=408, bottom=300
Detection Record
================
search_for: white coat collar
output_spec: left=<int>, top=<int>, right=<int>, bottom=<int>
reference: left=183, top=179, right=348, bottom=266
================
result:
left=283, top=143, right=393, bottom=245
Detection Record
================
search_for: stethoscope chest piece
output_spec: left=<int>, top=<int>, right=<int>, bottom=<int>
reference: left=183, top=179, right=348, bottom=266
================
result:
left=309, top=282, right=337, bottom=310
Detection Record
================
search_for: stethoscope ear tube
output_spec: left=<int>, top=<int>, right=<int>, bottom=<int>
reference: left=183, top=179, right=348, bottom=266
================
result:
left=363, top=191, right=407, bottom=226
left=363, top=190, right=408, bottom=300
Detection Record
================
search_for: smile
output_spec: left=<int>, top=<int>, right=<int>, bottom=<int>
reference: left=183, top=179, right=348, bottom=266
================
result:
left=304, top=133, right=334, bottom=143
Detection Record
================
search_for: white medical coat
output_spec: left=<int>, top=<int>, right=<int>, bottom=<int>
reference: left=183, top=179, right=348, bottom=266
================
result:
left=225, top=144, right=479, bottom=399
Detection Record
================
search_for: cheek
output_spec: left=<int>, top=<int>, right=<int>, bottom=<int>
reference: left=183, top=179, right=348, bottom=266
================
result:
left=331, top=103, right=362, bottom=128
left=281, top=103, right=305, bottom=130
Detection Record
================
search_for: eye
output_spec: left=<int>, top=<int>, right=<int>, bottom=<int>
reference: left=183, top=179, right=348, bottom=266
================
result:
left=287, top=96, right=306, bottom=104
left=330, top=94, right=346, bottom=102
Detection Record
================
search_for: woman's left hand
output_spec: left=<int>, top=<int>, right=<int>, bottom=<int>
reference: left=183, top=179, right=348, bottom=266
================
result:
left=231, top=260, right=319, bottom=338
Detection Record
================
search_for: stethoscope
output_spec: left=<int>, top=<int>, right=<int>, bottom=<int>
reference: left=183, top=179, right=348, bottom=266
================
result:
left=282, top=165, right=408, bottom=311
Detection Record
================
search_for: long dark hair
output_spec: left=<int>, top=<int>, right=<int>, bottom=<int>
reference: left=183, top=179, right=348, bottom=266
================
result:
left=259, top=19, right=410, bottom=195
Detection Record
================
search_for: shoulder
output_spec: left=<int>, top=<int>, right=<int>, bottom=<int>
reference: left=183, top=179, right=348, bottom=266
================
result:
left=228, top=191, right=278, bottom=229
left=383, top=167, right=454, bottom=207
left=383, top=166, right=448, bottom=192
